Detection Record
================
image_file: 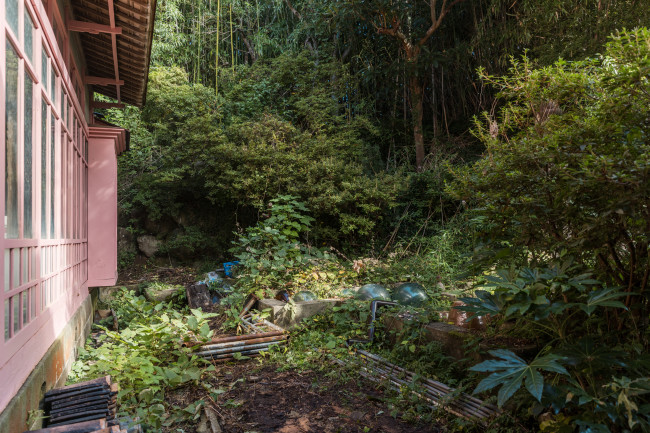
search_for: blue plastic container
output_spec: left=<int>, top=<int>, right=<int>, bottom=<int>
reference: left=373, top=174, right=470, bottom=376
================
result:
left=223, top=261, right=240, bottom=277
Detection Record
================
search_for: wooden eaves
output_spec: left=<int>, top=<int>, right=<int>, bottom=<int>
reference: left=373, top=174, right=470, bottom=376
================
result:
left=70, top=0, right=157, bottom=107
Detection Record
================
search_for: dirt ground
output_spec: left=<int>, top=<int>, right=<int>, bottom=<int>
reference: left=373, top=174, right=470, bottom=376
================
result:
left=166, top=361, right=442, bottom=433
left=117, top=263, right=198, bottom=287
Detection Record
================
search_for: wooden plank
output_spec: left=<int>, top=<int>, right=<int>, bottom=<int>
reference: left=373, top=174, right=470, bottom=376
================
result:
left=68, top=21, right=122, bottom=34
left=85, top=77, right=124, bottom=86
left=90, top=102, right=125, bottom=109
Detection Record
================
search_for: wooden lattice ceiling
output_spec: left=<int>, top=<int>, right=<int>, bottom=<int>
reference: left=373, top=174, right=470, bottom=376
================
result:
left=71, top=0, right=157, bottom=107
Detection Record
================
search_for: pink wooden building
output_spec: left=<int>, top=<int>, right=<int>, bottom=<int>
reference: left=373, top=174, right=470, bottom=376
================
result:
left=0, top=0, right=155, bottom=430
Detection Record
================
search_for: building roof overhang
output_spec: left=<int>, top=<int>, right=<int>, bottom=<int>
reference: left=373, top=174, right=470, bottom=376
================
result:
left=71, top=0, right=157, bottom=107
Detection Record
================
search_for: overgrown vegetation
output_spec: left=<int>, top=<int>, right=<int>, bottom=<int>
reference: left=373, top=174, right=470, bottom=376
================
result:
left=92, top=0, right=650, bottom=430
left=448, top=29, right=650, bottom=432
left=70, top=291, right=217, bottom=429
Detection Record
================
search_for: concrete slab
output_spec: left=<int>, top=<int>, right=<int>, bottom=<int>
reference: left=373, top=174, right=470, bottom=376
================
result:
left=258, top=298, right=343, bottom=329
left=97, top=284, right=140, bottom=302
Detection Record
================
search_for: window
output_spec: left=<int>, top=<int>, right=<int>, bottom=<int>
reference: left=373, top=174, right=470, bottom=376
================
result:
left=41, top=101, right=48, bottom=238
left=2, top=0, right=90, bottom=349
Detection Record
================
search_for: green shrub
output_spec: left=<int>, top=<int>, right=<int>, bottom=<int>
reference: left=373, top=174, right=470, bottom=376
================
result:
left=69, top=289, right=216, bottom=429
left=450, top=28, right=650, bottom=311
left=460, top=264, right=650, bottom=431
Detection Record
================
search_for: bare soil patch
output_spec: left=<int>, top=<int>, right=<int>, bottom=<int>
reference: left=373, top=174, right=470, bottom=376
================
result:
left=166, top=361, right=441, bottom=433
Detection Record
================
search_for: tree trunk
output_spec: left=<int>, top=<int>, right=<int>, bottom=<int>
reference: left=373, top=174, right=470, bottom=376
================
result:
left=410, top=74, right=425, bottom=171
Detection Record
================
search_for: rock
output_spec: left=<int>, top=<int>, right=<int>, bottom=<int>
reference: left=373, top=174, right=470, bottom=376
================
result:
left=137, top=235, right=161, bottom=258
left=144, top=216, right=175, bottom=238
left=118, top=227, right=137, bottom=254
left=144, top=286, right=178, bottom=302
left=96, top=309, right=112, bottom=319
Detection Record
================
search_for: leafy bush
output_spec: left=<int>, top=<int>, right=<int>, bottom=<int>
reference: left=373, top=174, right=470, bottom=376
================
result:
left=69, top=289, right=216, bottom=429
left=460, top=265, right=650, bottom=431
left=451, top=28, right=650, bottom=317
left=448, top=29, right=650, bottom=432
left=230, top=195, right=328, bottom=298
left=111, top=56, right=405, bottom=258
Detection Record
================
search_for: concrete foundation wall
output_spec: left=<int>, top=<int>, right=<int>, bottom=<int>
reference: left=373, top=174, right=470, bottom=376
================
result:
left=0, top=290, right=97, bottom=433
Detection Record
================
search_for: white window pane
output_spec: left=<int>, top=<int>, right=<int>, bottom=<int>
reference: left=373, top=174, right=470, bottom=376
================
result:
left=25, top=9, right=34, bottom=62
left=4, top=300, right=10, bottom=341
left=41, top=48, right=48, bottom=92
left=12, top=295, right=19, bottom=333
left=5, top=0, right=18, bottom=36
left=21, top=248, right=28, bottom=284
left=24, top=73, right=34, bottom=238
left=41, top=102, right=48, bottom=237
left=5, top=42, right=19, bottom=239
left=22, top=290, right=28, bottom=324
left=4, top=250, right=10, bottom=292
left=12, top=249, right=20, bottom=289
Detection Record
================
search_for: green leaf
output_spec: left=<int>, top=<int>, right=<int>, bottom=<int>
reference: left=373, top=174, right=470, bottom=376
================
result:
left=186, top=316, right=198, bottom=330
left=471, top=350, right=569, bottom=406
left=579, top=287, right=628, bottom=316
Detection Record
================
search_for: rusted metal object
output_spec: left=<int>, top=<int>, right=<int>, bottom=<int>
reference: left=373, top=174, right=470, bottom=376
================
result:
left=347, top=300, right=398, bottom=346
left=239, top=294, right=259, bottom=318
left=336, top=350, right=500, bottom=422
left=194, top=313, right=287, bottom=361
left=239, top=313, right=285, bottom=333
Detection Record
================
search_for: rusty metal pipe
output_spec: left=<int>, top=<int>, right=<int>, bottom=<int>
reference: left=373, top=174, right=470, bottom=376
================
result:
left=198, top=335, right=286, bottom=350
left=201, top=347, right=270, bottom=359
left=196, top=341, right=282, bottom=356
left=184, top=331, right=286, bottom=347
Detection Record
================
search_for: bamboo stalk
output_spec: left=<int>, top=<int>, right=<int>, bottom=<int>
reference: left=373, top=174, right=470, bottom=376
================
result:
left=215, top=0, right=221, bottom=96
left=230, top=4, right=234, bottom=72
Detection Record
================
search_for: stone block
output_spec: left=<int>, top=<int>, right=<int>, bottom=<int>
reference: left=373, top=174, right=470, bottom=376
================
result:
left=144, top=286, right=178, bottom=303
left=98, top=284, right=139, bottom=302
left=258, top=298, right=343, bottom=329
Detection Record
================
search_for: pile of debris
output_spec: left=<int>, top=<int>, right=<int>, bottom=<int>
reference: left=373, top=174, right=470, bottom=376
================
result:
left=192, top=313, right=287, bottom=361
left=25, top=376, right=132, bottom=433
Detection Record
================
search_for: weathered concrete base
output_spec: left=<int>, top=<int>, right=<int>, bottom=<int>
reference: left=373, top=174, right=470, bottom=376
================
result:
left=258, top=299, right=343, bottom=329
left=0, top=290, right=97, bottom=433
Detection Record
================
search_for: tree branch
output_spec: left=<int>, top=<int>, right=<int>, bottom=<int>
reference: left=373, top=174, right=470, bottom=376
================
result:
left=418, top=0, right=467, bottom=47
left=284, top=0, right=302, bottom=20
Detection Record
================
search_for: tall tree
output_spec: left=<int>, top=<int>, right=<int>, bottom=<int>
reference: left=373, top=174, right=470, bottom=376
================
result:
left=365, top=0, right=466, bottom=170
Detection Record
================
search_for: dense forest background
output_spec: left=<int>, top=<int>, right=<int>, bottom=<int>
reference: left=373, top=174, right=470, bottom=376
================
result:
left=92, top=2, right=650, bottom=430
left=105, top=0, right=648, bottom=261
